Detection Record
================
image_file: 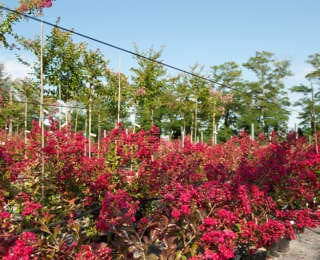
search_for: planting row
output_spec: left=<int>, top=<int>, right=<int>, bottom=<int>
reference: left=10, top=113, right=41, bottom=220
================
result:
left=0, top=123, right=319, bottom=259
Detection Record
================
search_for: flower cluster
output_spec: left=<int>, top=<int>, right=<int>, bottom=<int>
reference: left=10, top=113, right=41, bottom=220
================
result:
left=75, top=244, right=112, bottom=260
left=96, top=189, right=140, bottom=232
left=4, top=232, right=37, bottom=260
left=18, top=0, right=54, bottom=12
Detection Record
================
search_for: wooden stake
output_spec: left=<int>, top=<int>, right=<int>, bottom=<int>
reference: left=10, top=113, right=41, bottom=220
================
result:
left=40, top=20, right=45, bottom=200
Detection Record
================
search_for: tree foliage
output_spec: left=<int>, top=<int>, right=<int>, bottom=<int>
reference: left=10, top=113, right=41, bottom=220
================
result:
left=291, top=53, right=320, bottom=135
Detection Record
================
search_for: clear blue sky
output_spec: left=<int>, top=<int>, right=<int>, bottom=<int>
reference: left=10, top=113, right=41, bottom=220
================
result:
left=1, top=0, right=320, bottom=127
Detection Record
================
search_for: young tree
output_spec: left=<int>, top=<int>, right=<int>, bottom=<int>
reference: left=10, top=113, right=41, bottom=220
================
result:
left=131, top=47, right=167, bottom=130
left=104, top=68, right=131, bottom=128
left=291, top=53, right=320, bottom=135
left=80, top=48, right=107, bottom=157
left=241, top=51, right=291, bottom=134
left=15, top=78, right=38, bottom=144
left=16, top=25, right=86, bottom=128
left=210, top=61, right=242, bottom=140
left=291, top=85, right=319, bottom=135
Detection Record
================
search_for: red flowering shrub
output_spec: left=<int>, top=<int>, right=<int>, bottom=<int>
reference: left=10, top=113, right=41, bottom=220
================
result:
left=75, top=244, right=112, bottom=260
left=21, top=200, right=42, bottom=217
left=259, top=219, right=286, bottom=247
left=3, top=232, right=37, bottom=260
left=0, top=123, right=319, bottom=258
left=96, top=189, right=139, bottom=232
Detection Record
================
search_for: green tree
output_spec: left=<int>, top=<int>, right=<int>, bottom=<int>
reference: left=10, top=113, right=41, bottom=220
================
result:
left=210, top=61, right=242, bottom=140
left=16, top=25, right=85, bottom=101
left=16, top=24, right=87, bottom=129
left=0, top=65, right=29, bottom=135
left=104, top=68, right=131, bottom=128
left=15, top=78, right=39, bottom=141
left=131, top=47, right=167, bottom=130
left=291, top=53, right=320, bottom=135
left=168, top=74, right=194, bottom=138
left=241, top=51, right=291, bottom=134
left=44, top=26, right=85, bottom=102
left=80, top=48, right=107, bottom=156
left=306, top=53, right=320, bottom=79
left=290, top=85, right=319, bottom=135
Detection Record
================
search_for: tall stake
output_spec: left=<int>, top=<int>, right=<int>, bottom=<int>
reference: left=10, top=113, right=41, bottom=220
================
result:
left=24, top=95, right=28, bottom=158
left=311, top=84, right=318, bottom=154
left=8, top=83, right=12, bottom=137
left=84, top=119, right=87, bottom=156
left=40, top=21, right=45, bottom=199
left=88, top=97, right=92, bottom=158
left=251, top=123, right=255, bottom=141
left=212, top=102, right=217, bottom=145
left=117, top=56, right=121, bottom=124
left=195, top=99, right=198, bottom=142
left=59, top=85, right=61, bottom=130
left=97, top=113, right=101, bottom=159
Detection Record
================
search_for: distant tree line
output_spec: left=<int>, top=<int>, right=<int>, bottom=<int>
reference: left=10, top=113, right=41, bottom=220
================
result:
left=0, top=18, right=320, bottom=142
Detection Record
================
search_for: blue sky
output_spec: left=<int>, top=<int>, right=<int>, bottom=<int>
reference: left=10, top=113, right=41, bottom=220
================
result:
left=1, top=0, right=320, bottom=127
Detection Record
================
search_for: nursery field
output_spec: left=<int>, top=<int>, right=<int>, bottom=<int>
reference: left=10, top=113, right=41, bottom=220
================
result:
left=0, top=123, right=319, bottom=259
left=1, top=1, right=320, bottom=259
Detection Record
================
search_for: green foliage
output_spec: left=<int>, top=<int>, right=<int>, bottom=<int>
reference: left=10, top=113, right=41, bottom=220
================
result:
left=240, top=51, right=291, bottom=134
left=131, top=47, right=167, bottom=129
left=291, top=53, right=320, bottom=135
left=210, top=61, right=242, bottom=140
left=0, top=6, right=22, bottom=48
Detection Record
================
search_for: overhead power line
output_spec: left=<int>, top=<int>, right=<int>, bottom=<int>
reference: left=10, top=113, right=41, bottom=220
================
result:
left=1, top=5, right=227, bottom=87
